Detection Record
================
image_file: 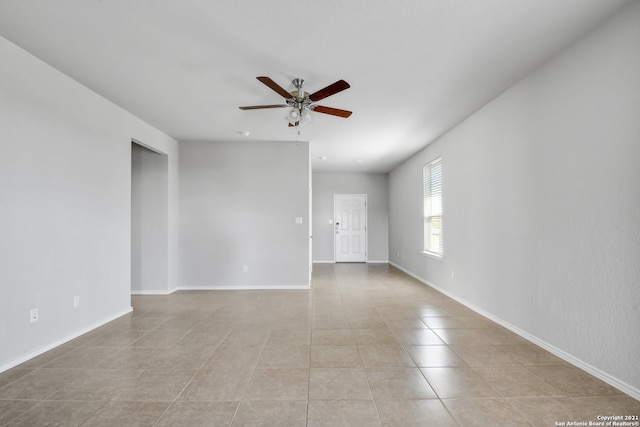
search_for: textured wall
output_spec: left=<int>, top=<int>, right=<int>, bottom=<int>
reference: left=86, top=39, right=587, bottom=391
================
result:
left=312, top=173, right=389, bottom=263
left=179, top=140, right=310, bottom=288
left=389, top=3, right=640, bottom=394
left=0, top=36, right=178, bottom=369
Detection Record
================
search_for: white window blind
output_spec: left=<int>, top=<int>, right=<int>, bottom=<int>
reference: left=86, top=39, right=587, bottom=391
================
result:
left=423, top=157, right=443, bottom=256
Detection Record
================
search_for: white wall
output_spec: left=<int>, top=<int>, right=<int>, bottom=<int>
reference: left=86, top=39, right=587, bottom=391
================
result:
left=179, top=140, right=310, bottom=289
left=0, top=36, right=179, bottom=370
left=389, top=2, right=640, bottom=396
left=312, top=173, right=389, bottom=263
left=131, top=143, right=169, bottom=294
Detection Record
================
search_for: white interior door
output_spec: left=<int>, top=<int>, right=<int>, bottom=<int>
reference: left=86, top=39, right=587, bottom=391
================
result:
left=334, top=194, right=367, bottom=262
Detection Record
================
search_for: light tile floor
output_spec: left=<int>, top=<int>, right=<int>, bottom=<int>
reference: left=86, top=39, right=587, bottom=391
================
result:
left=1, top=263, right=638, bottom=426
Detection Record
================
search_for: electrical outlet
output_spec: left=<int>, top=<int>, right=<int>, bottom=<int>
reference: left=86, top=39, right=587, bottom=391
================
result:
left=397, top=251, right=400, bottom=257
left=242, top=265, right=248, bottom=273
left=30, top=308, right=39, bottom=323
left=451, top=270, right=455, bottom=279
left=73, top=296, right=80, bottom=308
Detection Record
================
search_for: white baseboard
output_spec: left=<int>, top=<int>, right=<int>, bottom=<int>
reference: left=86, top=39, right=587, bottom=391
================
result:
left=0, top=307, right=133, bottom=374
left=389, top=262, right=640, bottom=401
left=176, top=285, right=311, bottom=291
left=312, top=260, right=390, bottom=264
left=131, top=289, right=173, bottom=295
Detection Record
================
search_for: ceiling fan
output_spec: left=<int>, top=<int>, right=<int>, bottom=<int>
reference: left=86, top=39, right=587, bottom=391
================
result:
left=239, top=76, right=352, bottom=127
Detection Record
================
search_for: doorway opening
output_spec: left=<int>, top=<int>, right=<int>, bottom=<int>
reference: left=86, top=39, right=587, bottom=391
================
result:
left=131, top=141, right=169, bottom=293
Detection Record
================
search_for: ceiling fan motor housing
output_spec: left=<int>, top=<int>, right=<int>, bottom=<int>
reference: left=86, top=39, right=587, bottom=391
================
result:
left=289, top=78, right=311, bottom=106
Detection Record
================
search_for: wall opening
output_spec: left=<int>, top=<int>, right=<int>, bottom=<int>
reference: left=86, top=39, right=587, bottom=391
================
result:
left=131, top=141, right=169, bottom=294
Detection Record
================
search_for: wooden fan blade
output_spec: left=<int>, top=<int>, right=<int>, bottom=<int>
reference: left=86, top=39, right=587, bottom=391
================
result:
left=257, top=76, right=292, bottom=99
left=313, top=105, right=352, bottom=118
left=239, top=104, right=287, bottom=110
left=309, top=80, right=350, bottom=102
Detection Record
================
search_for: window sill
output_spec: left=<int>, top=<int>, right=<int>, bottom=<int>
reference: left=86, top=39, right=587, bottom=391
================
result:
left=421, top=251, right=443, bottom=260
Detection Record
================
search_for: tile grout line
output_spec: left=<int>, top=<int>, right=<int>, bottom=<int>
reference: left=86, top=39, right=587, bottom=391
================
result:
left=151, top=327, right=234, bottom=427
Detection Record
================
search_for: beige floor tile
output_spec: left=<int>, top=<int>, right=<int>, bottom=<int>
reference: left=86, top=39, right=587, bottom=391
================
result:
left=13, top=343, right=79, bottom=370
left=1, top=263, right=636, bottom=425
left=432, top=328, right=497, bottom=345
left=83, top=330, right=149, bottom=347
left=348, top=315, right=388, bottom=329
left=311, top=346, right=362, bottom=368
left=480, top=327, right=529, bottom=345
left=366, top=367, right=437, bottom=399
left=394, top=328, right=446, bottom=346
left=508, top=397, right=599, bottom=426
left=572, top=394, right=640, bottom=413
left=257, top=345, right=310, bottom=368
left=131, top=329, right=189, bottom=348
left=311, top=329, right=355, bottom=346
left=173, top=328, right=231, bottom=348
left=0, top=368, right=34, bottom=388
left=420, top=367, right=501, bottom=399
left=406, top=345, right=468, bottom=368
left=110, top=315, right=167, bottom=331
left=0, top=368, right=76, bottom=400
left=80, top=401, right=169, bottom=427
left=153, top=345, right=219, bottom=370
left=415, top=307, right=452, bottom=317
left=496, top=344, right=568, bottom=366
left=307, top=400, right=382, bottom=427
left=112, top=369, right=196, bottom=402
left=358, top=344, right=416, bottom=368
left=444, top=398, right=534, bottom=426
left=154, top=315, right=207, bottom=331
left=438, top=305, right=479, bottom=317
left=265, top=329, right=311, bottom=347
left=423, top=315, right=494, bottom=329
left=376, top=306, right=417, bottom=317
left=527, top=366, right=623, bottom=396
left=0, top=400, right=40, bottom=425
left=231, top=401, right=307, bottom=427
left=7, top=400, right=104, bottom=427
left=312, top=315, right=351, bottom=329
left=383, top=316, right=429, bottom=330
left=179, top=368, right=253, bottom=401
left=475, top=366, right=566, bottom=397
left=48, top=368, right=143, bottom=400
left=344, top=306, right=381, bottom=318
left=222, top=328, right=271, bottom=346
left=244, top=368, right=309, bottom=401
left=42, top=346, right=124, bottom=369
left=272, top=317, right=312, bottom=330
left=155, top=401, right=239, bottom=427
left=376, top=399, right=458, bottom=427
left=97, top=347, right=163, bottom=370
left=451, top=344, right=522, bottom=367
left=309, top=367, right=372, bottom=400
left=353, top=328, right=400, bottom=345
left=203, top=341, right=265, bottom=369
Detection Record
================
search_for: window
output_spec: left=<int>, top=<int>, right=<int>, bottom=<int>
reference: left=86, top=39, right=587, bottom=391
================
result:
left=423, top=157, right=442, bottom=257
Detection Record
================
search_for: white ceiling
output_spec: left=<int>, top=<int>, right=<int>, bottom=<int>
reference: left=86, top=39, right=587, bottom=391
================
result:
left=0, top=0, right=631, bottom=172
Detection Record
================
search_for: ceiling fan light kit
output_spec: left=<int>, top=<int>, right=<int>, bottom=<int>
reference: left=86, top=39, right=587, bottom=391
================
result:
left=240, top=76, right=352, bottom=127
